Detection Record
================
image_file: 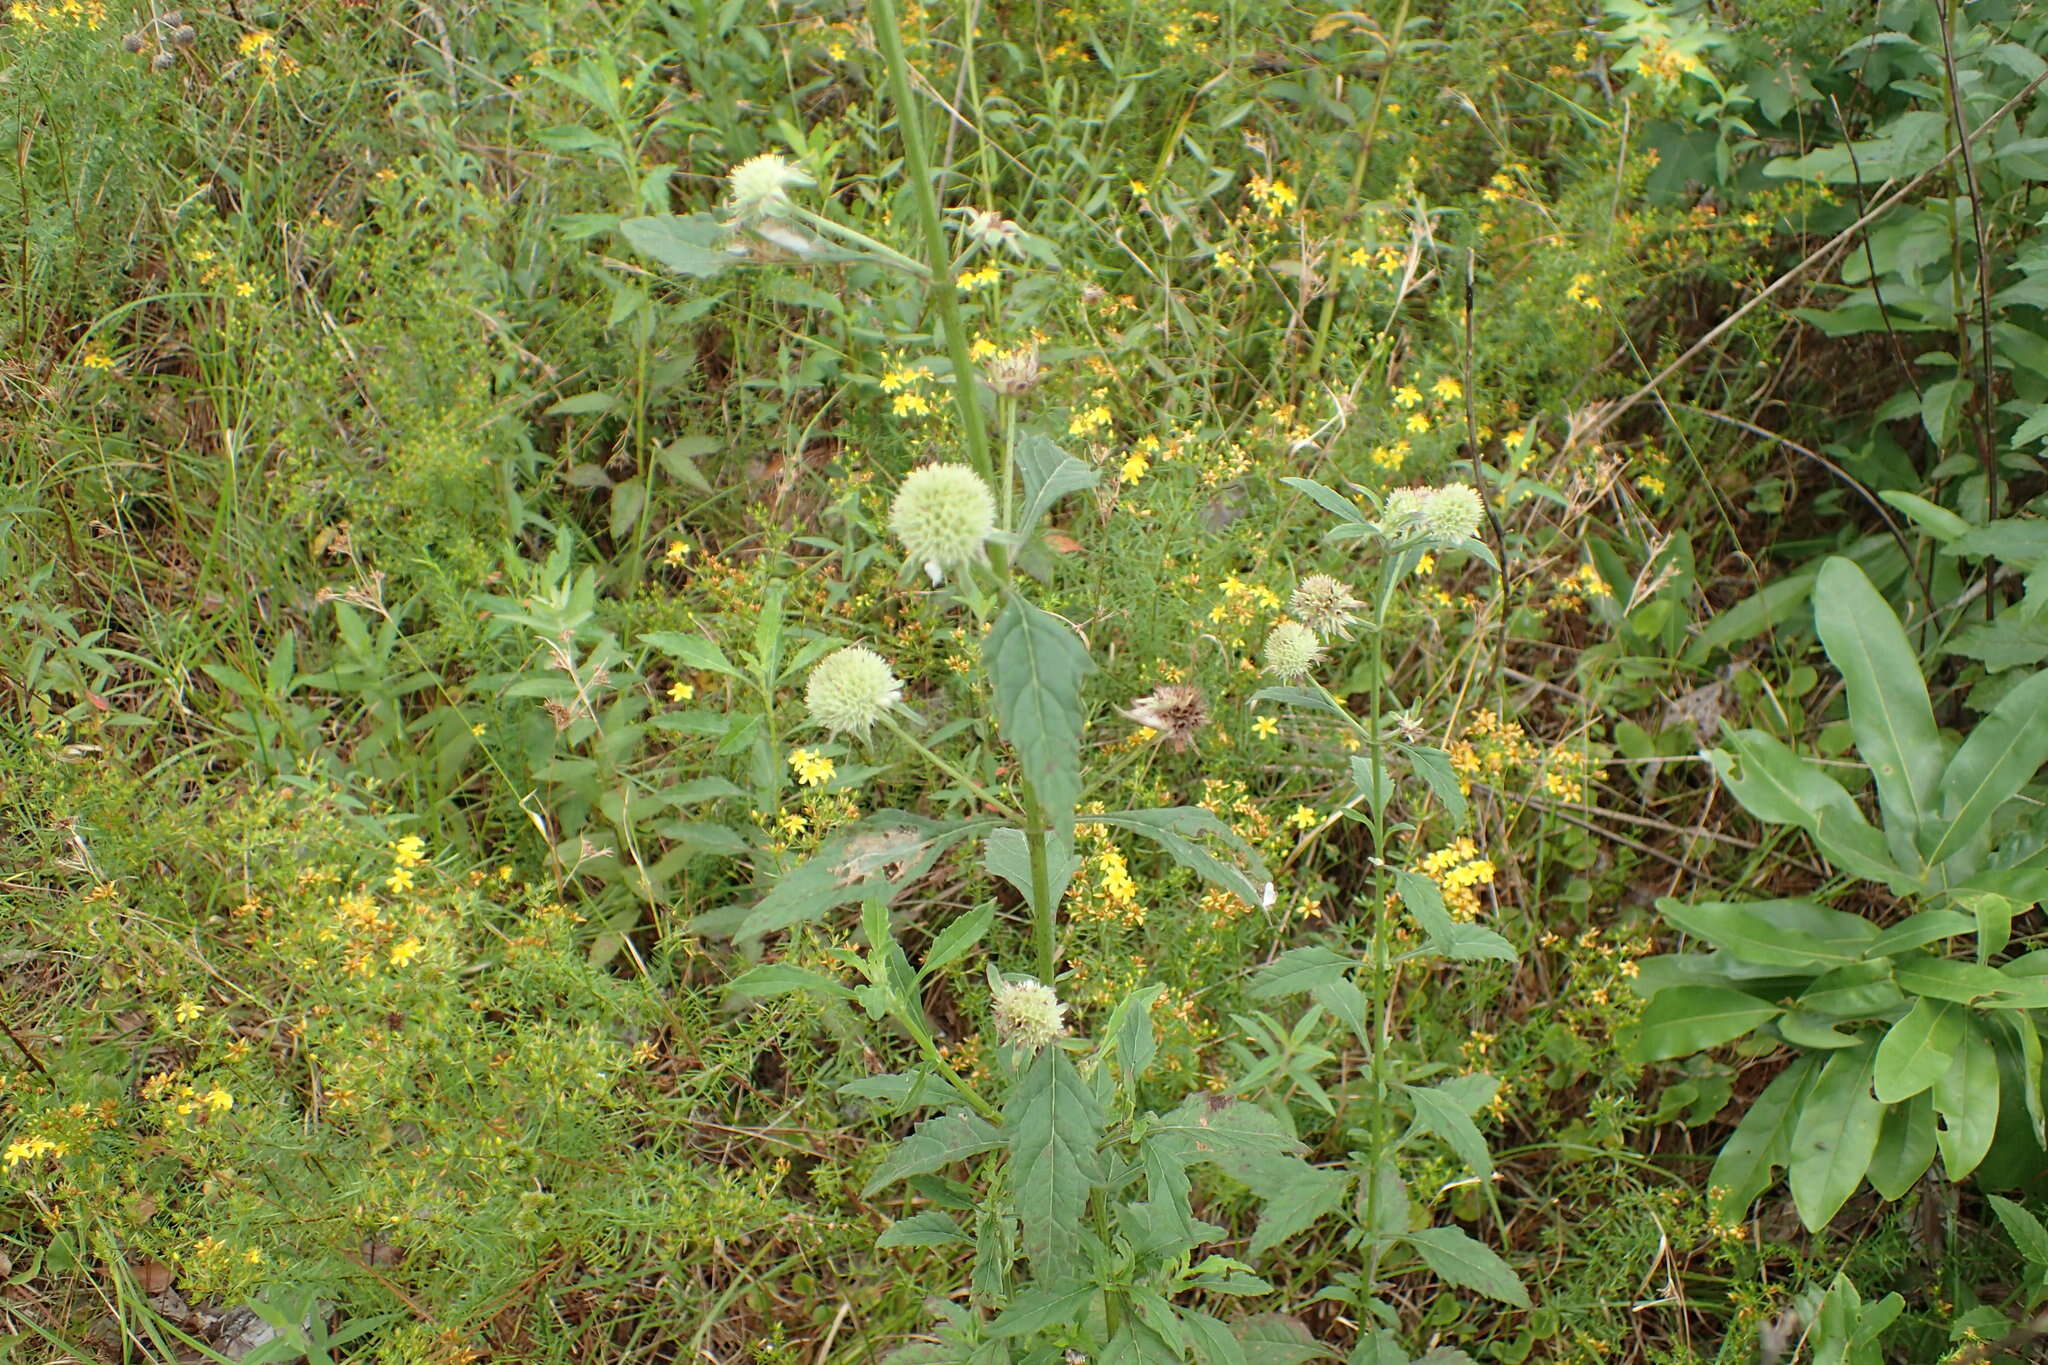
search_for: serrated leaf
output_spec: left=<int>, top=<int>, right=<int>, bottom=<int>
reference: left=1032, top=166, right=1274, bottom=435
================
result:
left=1248, top=947, right=1356, bottom=999
left=1248, top=1162, right=1351, bottom=1256
left=1402, top=744, right=1468, bottom=823
left=725, top=963, right=856, bottom=1002
left=986, top=597, right=1093, bottom=832
left=1014, top=431, right=1100, bottom=538
left=1231, top=1313, right=1338, bottom=1364
left=1403, top=1226, right=1530, bottom=1307
left=919, top=905, right=994, bottom=979
left=1988, top=1194, right=2048, bottom=1268
left=1150, top=1094, right=1303, bottom=1168
left=1404, top=1079, right=1497, bottom=1180
left=620, top=213, right=740, bottom=278
left=1395, top=870, right=1515, bottom=962
left=1006, top=1048, right=1104, bottom=1282
left=862, top=1112, right=1004, bottom=1197
left=988, top=1282, right=1096, bottom=1338
left=640, top=630, right=741, bottom=677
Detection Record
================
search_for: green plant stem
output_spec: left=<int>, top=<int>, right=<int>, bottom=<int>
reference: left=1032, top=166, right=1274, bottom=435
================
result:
left=912, top=1028, right=1000, bottom=1122
left=1358, top=560, right=1400, bottom=1302
left=881, top=714, right=1021, bottom=821
left=1018, top=780, right=1058, bottom=983
left=787, top=205, right=933, bottom=278
left=869, top=0, right=998, bottom=495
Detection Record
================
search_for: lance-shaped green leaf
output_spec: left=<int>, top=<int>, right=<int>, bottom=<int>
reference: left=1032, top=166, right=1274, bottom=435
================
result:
left=1932, top=1019, right=2000, bottom=1178
left=1873, top=997, right=1964, bottom=1102
left=619, top=213, right=742, bottom=278
left=1788, top=1044, right=1883, bottom=1231
left=1929, top=668, right=2048, bottom=869
left=1403, top=1076, right=1498, bottom=1180
left=1091, top=806, right=1274, bottom=912
left=1005, top=1048, right=1105, bottom=1283
left=986, top=597, right=1093, bottom=829
left=711, top=813, right=997, bottom=943
left=862, top=1111, right=1005, bottom=1197
left=1631, top=986, right=1781, bottom=1063
left=1710, top=1055, right=1817, bottom=1222
left=1658, top=896, right=1877, bottom=969
left=1813, top=557, right=1943, bottom=867
left=1866, top=1091, right=1937, bottom=1200
left=1708, top=732, right=1899, bottom=884
left=1403, top=1225, right=1530, bottom=1308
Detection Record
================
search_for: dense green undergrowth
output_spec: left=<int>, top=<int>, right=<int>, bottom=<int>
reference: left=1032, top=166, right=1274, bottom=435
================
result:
left=5, top=0, right=2048, bottom=1361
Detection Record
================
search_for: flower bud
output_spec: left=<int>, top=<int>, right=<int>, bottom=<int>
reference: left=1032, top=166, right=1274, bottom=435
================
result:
left=888, top=463, right=996, bottom=575
left=1422, top=484, right=1483, bottom=543
left=122, top=31, right=146, bottom=52
left=991, top=976, right=1067, bottom=1054
left=1263, top=622, right=1324, bottom=682
left=724, top=153, right=812, bottom=226
left=151, top=49, right=178, bottom=70
left=804, top=646, right=902, bottom=739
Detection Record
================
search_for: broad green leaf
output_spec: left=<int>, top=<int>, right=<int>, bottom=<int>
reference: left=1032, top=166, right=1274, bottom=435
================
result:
left=725, top=963, right=856, bottom=1002
left=988, top=1282, right=1096, bottom=1337
left=981, top=827, right=1082, bottom=910
left=1658, top=896, right=1877, bottom=968
left=986, top=597, right=1094, bottom=830
left=1872, top=998, right=1963, bottom=1102
left=1014, top=431, right=1100, bottom=538
left=1006, top=1048, right=1104, bottom=1282
left=875, top=1210, right=970, bottom=1248
left=1799, top=960, right=1905, bottom=1020
left=1929, top=670, right=2048, bottom=868
left=1892, top=952, right=2016, bottom=1003
left=1864, top=910, right=1975, bottom=959
left=1149, top=1094, right=1303, bottom=1167
left=1404, top=1079, right=1496, bottom=1180
left=1788, top=1045, right=1883, bottom=1231
left=1631, top=986, right=1781, bottom=1062
left=1102, top=983, right=1165, bottom=1080
left=1866, top=1091, right=1937, bottom=1200
left=1709, top=732, right=1899, bottom=882
left=1402, top=744, right=1469, bottom=823
left=919, top=905, right=995, bottom=979
left=1396, top=871, right=1516, bottom=962
left=1232, top=1314, right=1338, bottom=1364
left=1813, top=557, right=1943, bottom=867
left=1093, top=807, right=1273, bottom=913
left=1403, top=1226, right=1530, bottom=1308
left=620, top=213, right=741, bottom=278
left=1280, top=476, right=1371, bottom=528
left=1778, top=1012, right=1865, bottom=1049
left=862, top=1112, right=1004, bottom=1197
left=1248, top=1161, right=1352, bottom=1256
left=1987, top=1194, right=2048, bottom=1268
left=720, top=815, right=995, bottom=943
left=1710, top=1056, right=1817, bottom=1222
left=1355, top=1159, right=1413, bottom=1240
left=1932, top=1019, right=2000, bottom=1177
left=1248, top=947, right=1356, bottom=999
left=1998, top=1010, right=2048, bottom=1144
left=1175, top=1308, right=1251, bottom=1365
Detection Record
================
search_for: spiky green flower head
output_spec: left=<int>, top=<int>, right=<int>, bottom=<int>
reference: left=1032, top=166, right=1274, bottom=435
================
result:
left=990, top=975, right=1067, bottom=1054
left=1289, top=574, right=1363, bottom=641
left=1263, top=622, right=1324, bottom=682
left=804, top=646, right=902, bottom=739
left=1382, top=486, right=1431, bottom=537
left=888, top=464, right=997, bottom=577
left=1422, top=484, right=1484, bottom=543
left=725, top=153, right=813, bottom=225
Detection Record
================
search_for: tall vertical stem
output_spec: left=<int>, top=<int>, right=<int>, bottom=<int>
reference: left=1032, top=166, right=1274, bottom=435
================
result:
left=1018, top=780, right=1057, bottom=983
left=870, top=0, right=998, bottom=494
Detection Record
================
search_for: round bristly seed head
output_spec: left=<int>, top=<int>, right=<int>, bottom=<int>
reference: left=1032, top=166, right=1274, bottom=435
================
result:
left=804, top=646, right=902, bottom=739
left=1289, top=574, right=1363, bottom=641
left=1263, top=622, right=1324, bottom=682
left=990, top=976, right=1067, bottom=1053
left=151, top=49, right=178, bottom=69
left=888, top=463, right=996, bottom=573
left=1117, top=683, right=1210, bottom=752
left=1422, top=483, right=1484, bottom=543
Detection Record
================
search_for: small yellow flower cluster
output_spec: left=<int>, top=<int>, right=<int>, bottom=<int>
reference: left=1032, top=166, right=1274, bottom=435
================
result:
left=1372, top=440, right=1411, bottom=470
left=1635, top=36, right=1704, bottom=86
left=956, top=264, right=1001, bottom=292
left=9, top=0, right=106, bottom=30
left=1542, top=561, right=1612, bottom=616
left=788, top=747, right=836, bottom=788
left=1540, top=744, right=1607, bottom=804
left=237, top=28, right=299, bottom=78
left=80, top=346, right=116, bottom=371
left=879, top=363, right=935, bottom=418
left=1416, top=837, right=1497, bottom=919
left=1564, top=272, right=1602, bottom=311
left=1247, top=175, right=1298, bottom=218
left=1478, top=162, right=1534, bottom=207
left=1068, top=398, right=1114, bottom=439
left=662, top=538, right=691, bottom=568
left=3, top=1135, right=67, bottom=1167
left=1447, top=709, right=1537, bottom=796
left=145, top=1071, right=235, bottom=1119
